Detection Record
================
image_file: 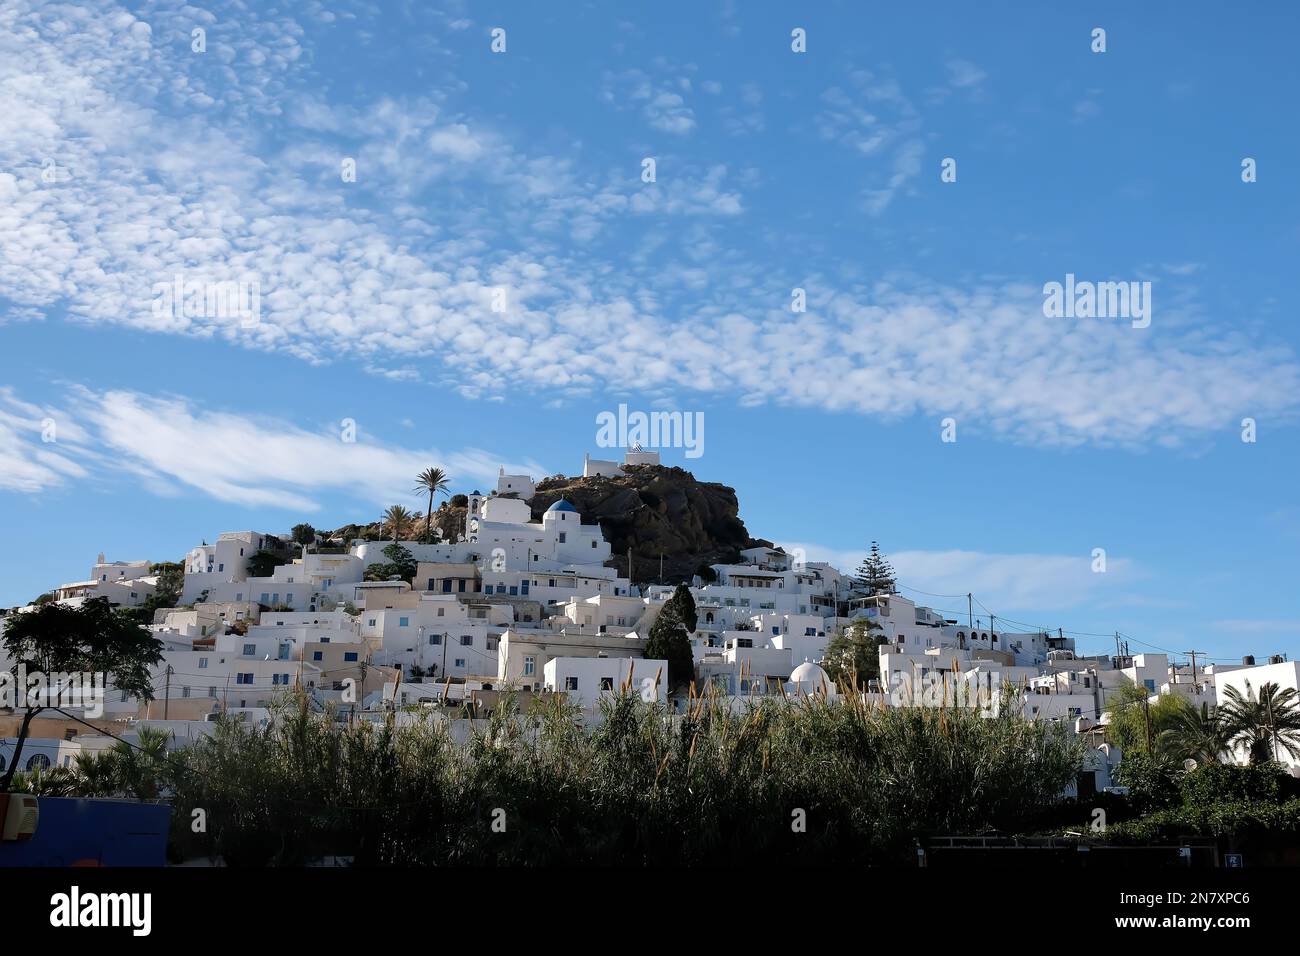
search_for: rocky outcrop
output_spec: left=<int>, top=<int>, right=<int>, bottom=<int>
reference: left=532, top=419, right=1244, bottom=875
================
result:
left=531, top=465, right=755, bottom=583
left=320, top=465, right=762, bottom=584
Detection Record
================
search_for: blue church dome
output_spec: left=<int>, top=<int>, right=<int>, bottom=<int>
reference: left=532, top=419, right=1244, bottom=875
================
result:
left=546, top=498, right=578, bottom=513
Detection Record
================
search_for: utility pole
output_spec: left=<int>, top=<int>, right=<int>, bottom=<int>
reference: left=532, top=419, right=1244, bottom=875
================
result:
left=163, top=664, right=173, bottom=719
left=990, top=614, right=996, bottom=646
left=1184, top=650, right=1203, bottom=692
left=967, top=593, right=973, bottom=630
left=1114, top=631, right=1122, bottom=664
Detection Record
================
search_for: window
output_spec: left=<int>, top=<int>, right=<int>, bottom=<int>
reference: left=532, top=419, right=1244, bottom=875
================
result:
left=1143, top=679, right=1156, bottom=692
left=26, top=753, right=51, bottom=771
left=558, top=533, right=566, bottom=543
left=442, top=580, right=452, bottom=593
left=429, top=634, right=442, bottom=645
left=600, top=677, right=614, bottom=690
left=237, top=673, right=253, bottom=685
left=521, top=580, right=529, bottom=595
left=368, top=618, right=377, bottom=627
left=243, top=643, right=256, bottom=656
left=344, top=652, right=358, bottom=662
left=454, top=658, right=466, bottom=669
left=564, top=676, right=579, bottom=691
left=437, top=607, right=445, bottom=617
left=460, top=635, right=473, bottom=646
left=182, top=686, right=191, bottom=698
left=591, top=540, right=597, bottom=548
left=313, top=651, right=324, bottom=661
left=399, top=617, right=409, bottom=627
left=524, top=656, right=536, bottom=677
left=198, top=657, right=208, bottom=669
left=458, top=579, right=467, bottom=593
left=805, top=627, right=816, bottom=636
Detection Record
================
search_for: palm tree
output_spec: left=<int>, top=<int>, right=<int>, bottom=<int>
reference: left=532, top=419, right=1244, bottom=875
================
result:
left=412, top=467, right=451, bottom=538
left=382, top=504, right=415, bottom=544
left=72, top=749, right=121, bottom=798
left=1156, top=699, right=1229, bottom=765
left=1217, top=681, right=1300, bottom=765
left=113, top=727, right=173, bottom=800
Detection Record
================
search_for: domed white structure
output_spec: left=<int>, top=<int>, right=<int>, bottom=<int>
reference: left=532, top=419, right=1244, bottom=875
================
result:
left=787, top=660, right=834, bottom=698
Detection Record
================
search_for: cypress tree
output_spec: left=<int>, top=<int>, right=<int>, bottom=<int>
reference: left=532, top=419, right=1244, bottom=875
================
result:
left=644, top=583, right=698, bottom=689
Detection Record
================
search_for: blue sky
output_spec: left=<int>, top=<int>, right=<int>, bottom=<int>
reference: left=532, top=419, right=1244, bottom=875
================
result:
left=1, top=1, right=1298, bottom=665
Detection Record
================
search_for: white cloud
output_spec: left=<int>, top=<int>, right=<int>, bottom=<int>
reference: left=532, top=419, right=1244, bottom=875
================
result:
left=602, top=67, right=697, bottom=134
left=946, top=58, right=987, bottom=90
left=816, top=72, right=924, bottom=214
left=0, top=388, right=91, bottom=493
left=0, top=385, right=544, bottom=513
left=427, top=123, right=486, bottom=161
left=784, top=541, right=1139, bottom=615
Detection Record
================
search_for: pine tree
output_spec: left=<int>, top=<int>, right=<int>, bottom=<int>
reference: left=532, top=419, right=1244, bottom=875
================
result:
left=854, top=541, right=896, bottom=596
left=644, top=583, right=698, bottom=689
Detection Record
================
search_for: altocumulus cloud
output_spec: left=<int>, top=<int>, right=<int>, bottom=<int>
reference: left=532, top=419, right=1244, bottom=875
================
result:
left=1, top=0, right=1298, bottom=448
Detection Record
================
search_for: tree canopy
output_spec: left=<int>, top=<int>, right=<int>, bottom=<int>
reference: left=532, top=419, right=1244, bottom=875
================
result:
left=1, top=597, right=163, bottom=790
left=822, top=617, right=887, bottom=687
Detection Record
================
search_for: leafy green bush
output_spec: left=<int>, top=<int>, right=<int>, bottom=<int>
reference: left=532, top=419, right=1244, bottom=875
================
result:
left=156, top=689, right=1082, bottom=866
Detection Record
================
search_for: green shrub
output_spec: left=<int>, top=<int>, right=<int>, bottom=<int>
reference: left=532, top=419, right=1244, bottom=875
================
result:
left=149, top=689, right=1087, bottom=865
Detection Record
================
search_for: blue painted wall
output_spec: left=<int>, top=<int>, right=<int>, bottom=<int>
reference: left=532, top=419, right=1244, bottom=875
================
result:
left=0, top=798, right=171, bottom=867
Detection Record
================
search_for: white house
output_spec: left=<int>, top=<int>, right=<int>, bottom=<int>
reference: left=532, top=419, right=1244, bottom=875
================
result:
left=543, top=656, right=668, bottom=711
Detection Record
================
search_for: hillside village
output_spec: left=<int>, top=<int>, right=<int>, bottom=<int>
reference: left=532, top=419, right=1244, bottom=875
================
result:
left=2, top=448, right=1297, bottom=796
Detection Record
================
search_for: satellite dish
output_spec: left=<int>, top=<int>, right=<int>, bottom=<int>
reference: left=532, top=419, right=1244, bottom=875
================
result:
left=1183, top=758, right=1198, bottom=772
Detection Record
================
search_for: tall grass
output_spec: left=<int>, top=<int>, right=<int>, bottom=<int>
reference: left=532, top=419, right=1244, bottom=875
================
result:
left=159, top=688, right=1082, bottom=865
